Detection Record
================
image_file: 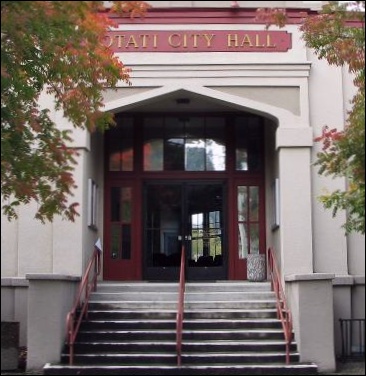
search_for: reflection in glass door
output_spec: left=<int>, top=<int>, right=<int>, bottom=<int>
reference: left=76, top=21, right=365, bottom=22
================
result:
left=185, top=184, right=225, bottom=280
left=233, top=183, right=264, bottom=279
left=144, top=182, right=226, bottom=281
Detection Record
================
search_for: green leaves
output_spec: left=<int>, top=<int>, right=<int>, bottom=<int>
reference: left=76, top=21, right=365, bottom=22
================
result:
left=315, top=91, right=365, bottom=234
left=255, top=2, right=365, bottom=234
left=309, top=1, right=365, bottom=233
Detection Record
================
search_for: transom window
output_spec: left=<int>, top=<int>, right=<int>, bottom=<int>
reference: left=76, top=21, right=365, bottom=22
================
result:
left=106, top=114, right=263, bottom=173
left=235, top=117, right=262, bottom=171
left=143, top=116, right=226, bottom=171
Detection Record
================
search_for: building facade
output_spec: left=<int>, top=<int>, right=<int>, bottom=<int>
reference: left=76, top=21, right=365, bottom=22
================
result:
left=1, top=1, right=365, bottom=372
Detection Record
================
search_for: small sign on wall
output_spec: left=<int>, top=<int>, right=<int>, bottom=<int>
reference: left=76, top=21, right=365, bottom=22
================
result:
left=271, top=178, right=280, bottom=230
left=88, top=178, right=98, bottom=230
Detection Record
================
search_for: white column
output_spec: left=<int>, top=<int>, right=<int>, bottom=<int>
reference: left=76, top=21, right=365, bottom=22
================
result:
left=277, top=127, right=314, bottom=276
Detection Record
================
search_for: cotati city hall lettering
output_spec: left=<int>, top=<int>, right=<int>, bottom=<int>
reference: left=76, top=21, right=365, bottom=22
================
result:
left=103, top=30, right=291, bottom=52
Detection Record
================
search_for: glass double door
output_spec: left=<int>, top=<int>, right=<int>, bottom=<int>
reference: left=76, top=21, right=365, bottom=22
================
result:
left=144, top=181, right=226, bottom=281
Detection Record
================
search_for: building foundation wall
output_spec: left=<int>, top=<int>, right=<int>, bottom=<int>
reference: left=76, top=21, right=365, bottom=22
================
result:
left=1, top=278, right=29, bottom=347
left=286, top=274, right=336, bottom=372
left=26, top=275, right=79, bottom=370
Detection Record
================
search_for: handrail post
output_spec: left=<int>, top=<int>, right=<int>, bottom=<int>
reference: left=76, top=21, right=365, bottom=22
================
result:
left=176, top=245, right=186, bottom=367
left=267, top=247, right=293, bottom=365
left=69, top=343, right=74, bottom=366
left=66, top=247, right=101, bottom=365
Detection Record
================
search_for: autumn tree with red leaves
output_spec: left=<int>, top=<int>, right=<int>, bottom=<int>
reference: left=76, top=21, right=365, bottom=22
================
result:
left=258, top=1, right=365, bottom=234
left=1, top=1, right=149, bottom=223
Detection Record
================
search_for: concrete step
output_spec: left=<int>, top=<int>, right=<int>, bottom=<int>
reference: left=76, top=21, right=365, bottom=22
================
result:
left=86, top=308, right=278, bottom=320
left=184, top=309, right=278, bottom=319
left=90, top=290, right=275, bottom=301
left=80, top=318, right=282, bottom=330
left=181, top=339, right=299, bottom=353
left=60, top=351, right=300, bottom=365
left=182, top=328, right=287, bottom=341
left=185, top=291, right=275, bottom=301
left=44, top=363, right=318, bottom=375
left=96, top=282, right=272, bottom=293
left=86, top=309, right=177, bottom=320
left=66, top=339, right=298, bottom=354
left=44, top=280, right=317, bottom=376
left=184, top=318, right=282, bottom=329
left=76, top=328, right=287, bottom=341
left=96, top=282, right=179, bottom=293
left=88, top=300, right=277, bottom=310
left=91, top=291, right=179, bottom=301
left=185, top=282, right=272, bottom=292
left=80, top=319, right=177, bottom=330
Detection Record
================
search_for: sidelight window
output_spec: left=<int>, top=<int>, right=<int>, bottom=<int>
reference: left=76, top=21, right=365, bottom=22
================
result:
left=237, top=185, right=260, bottom=259
left=110, top=187, right=132, bottom=260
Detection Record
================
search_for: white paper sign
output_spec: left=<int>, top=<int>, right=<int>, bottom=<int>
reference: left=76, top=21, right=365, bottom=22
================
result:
left=95, top=238, right=103, bottom=253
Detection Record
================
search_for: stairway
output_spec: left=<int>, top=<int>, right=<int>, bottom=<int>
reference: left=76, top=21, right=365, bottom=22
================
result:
left=44, top=281, right=318, bottom=375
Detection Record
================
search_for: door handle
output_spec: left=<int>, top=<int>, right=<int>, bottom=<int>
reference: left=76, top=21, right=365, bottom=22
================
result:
left=178, top=235, right=191, bottom=241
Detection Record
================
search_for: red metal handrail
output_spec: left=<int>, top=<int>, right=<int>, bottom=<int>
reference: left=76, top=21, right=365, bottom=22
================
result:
left=267, top=247, right=293, bottom=364
left=66, top=247, right=101, bottom=365
left=176, top=245, right=186, bottom=367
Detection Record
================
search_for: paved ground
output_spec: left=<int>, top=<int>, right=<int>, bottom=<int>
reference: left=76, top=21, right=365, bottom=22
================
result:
left=323, top=361, right=365, bottom=375
left=1, top=361, right=365, bottom=375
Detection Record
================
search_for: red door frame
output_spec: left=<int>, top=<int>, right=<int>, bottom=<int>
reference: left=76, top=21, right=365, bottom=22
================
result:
left=103, top=179, right=142, bottom=280
left=103, top=113, right=265, bottom=281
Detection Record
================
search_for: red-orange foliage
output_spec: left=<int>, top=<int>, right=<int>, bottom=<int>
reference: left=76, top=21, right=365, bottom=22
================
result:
left=1, top=1, right=150, bottom=223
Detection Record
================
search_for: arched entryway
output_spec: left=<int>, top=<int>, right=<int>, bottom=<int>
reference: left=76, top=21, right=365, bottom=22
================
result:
left=102, top=88, right=284, bottom=281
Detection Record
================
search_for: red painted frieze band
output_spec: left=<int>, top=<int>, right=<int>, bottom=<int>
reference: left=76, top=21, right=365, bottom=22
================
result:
left=103, top=30, right=291, bottom=52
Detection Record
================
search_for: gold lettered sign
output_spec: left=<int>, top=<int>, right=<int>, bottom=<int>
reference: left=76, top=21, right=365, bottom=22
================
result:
left=103, top=30, right=291, bottom=52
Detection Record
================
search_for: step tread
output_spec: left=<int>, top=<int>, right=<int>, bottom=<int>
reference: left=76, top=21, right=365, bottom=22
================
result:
left=79, top=328, right=287, bottom=333
left=45, top=363, right=317, bottom=369
left=89, top=299, right=277, bottom=302
left=62, top=352, right=300, bottom=357
left=82, top=318, right=281, bottom=323
left=92, top=291, right=274, bottom=295
left=96, top=282, right=271, bottom=286
left=87, top=308, right=278, bottom=313
left=72, top=340, right=297, bottom=345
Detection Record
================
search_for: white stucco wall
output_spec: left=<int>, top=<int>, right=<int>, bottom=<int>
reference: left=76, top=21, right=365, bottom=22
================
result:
left=1, top=213, right=19, bottom=277
left=342, top=64, right=365, bottom=278
left=348, top=234, right=365, bottom=276
left=308, top=55, right=349, bottom=275
left=81, top=130, right=105, bottom=276
left=1, top=156, right=85, bottom=278
left=264, top=119, right=281, bottom=259
left=278, top=147, right=313, bottom=276
left=0, top=84, right=109, bottom=278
